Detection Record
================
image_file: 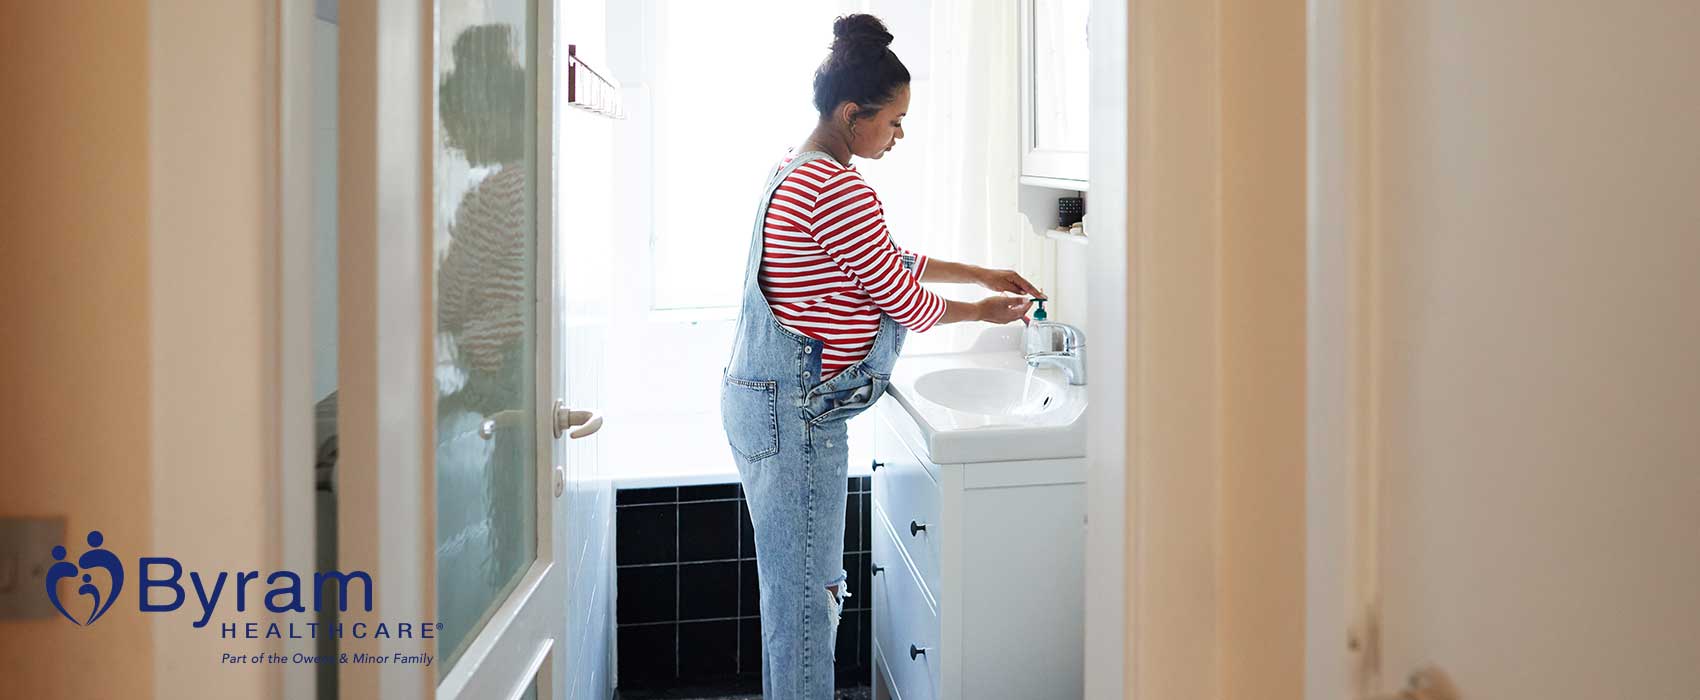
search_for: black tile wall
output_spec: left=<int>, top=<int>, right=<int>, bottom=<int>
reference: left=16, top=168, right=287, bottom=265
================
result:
left=679, top=483, right=739, bottom=501
left=616, top=622, right=676, bottom=687
left=615, top=478, right=873, bottom=691
left=617, top=486, right=677, bottom=506
left=678, top=562, right=738, bottom=620
left=615, top=504, right=676, bottom=565
left=678, top=619, right=739, bottom=682
left=616, top=564, right=676, bottom=625
left=738, top=500, right=756, bottom=557
left=737, top=617, right=762, bottom=677
left=678, top=500, right=739, bottom=561
left=738, top=559, right=760, bottom=618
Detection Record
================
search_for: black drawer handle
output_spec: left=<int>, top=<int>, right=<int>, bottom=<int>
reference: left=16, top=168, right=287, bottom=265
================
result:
left=871, top=459, right=884, bottom=472
left=910, top=644, right=928, bottom=660
left=871, top=562, right=885, bottom=576
left=910, top=520, right=927, bottom=537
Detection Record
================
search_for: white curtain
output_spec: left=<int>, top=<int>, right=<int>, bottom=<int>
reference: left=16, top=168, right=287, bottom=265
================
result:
left=786, top=1, right=1038, bottom=349
left=912, top=0, right=1034, bottom=349
left=916, top=0, right=1021, bottom=269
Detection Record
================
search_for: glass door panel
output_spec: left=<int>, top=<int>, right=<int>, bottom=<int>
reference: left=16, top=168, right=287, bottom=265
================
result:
left=433, top=0, right=540, bottom=674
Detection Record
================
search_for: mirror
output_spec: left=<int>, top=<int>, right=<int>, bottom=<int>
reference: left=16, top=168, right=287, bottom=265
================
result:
left=1020, top=0, right=1091, bottom=187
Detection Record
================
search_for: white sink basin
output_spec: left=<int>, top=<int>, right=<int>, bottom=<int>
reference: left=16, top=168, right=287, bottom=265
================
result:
left=879, top=327, right=1087, bottom=464
left=911, top=367, right=1060, bottom=417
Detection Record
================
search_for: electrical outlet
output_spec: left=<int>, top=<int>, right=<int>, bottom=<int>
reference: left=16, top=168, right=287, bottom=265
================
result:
left=0, top=517, right=67, bottom=620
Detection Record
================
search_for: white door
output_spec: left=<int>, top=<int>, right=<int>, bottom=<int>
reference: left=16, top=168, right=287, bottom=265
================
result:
left=338, top=0, right=603, bottom=697
left=1309, top=2, right=1700, bottom=698
left=431, top=0, right=606, bottom=697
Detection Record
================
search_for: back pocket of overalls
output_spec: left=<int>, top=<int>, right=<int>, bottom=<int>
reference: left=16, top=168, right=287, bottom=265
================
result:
left=721, top=373, right=780, bottom=461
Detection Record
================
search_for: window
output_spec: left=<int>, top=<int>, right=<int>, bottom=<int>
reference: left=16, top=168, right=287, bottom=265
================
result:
left=647, top=0, right=852, bottom=311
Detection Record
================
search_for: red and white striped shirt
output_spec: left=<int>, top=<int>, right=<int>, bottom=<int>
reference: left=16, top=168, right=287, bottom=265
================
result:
left=759, top=153, right=946, bottom=380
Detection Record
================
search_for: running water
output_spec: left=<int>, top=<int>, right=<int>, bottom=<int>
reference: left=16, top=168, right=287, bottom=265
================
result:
left=1020, top=364, right=1041, bottom=405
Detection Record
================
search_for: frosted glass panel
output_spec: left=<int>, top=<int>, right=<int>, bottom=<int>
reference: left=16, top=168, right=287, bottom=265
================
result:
left=433, top=0, right=539, bottom=675
left=1031, top=0, right=1090, bottom=152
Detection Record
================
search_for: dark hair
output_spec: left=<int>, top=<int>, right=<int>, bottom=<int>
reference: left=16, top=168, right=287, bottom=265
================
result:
left=438, top=23, right=528, bottom=166
left=812, top=14, right=910, bottom=122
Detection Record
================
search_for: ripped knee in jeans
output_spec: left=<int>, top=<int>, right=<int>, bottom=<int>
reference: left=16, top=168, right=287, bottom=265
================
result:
left=824, top=580, right=851, bottom=661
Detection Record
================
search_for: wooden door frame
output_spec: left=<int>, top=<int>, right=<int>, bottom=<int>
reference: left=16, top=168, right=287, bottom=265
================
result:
left=335, top=0, right=436, bottom=697
left=1305, top=0, right=1381, bottom=698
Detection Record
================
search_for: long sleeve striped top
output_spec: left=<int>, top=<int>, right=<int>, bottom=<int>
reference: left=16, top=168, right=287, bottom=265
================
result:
left=758, top=152, right=946, bottom=380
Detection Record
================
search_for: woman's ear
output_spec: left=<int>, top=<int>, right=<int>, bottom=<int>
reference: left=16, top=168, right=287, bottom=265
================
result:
left=836, top=101, right=860, bottom=130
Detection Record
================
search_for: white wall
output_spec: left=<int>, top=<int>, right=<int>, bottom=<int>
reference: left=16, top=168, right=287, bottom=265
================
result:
left=1016, top=182, right=1090, bottom=329
left=561, top=1, right=617, bottom=697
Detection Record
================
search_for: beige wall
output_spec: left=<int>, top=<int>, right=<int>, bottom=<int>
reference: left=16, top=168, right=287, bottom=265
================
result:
left=1218, top=0, right=1308, bottom=697
left=0, top=2, right=157, bottom=697
left=149, top=0, right=279, bottom=697
left=1126, top=0, right=1224, bottom=695
left=0, top=2, right=280, bottom=699
left=1123, top=0, right=1307, bottom=697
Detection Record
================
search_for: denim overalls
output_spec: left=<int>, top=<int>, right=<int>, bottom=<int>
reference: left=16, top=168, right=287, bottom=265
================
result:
left=721, top=150, right=908, bottom=698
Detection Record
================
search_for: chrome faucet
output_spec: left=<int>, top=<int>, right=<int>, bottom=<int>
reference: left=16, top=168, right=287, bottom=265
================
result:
left=1024, top=320, right=1087, bottom=386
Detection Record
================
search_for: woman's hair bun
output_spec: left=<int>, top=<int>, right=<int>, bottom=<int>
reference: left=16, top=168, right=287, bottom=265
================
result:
left=832, top=14, right=893, bottom=50
left=813, top=13, right=908, bottom=120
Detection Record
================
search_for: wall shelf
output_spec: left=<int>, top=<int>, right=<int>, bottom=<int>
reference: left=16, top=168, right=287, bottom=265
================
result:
left=1041, top=228, right=1089, bottom=245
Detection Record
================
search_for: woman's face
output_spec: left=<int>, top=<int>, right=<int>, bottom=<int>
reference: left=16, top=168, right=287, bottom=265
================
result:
left=848, top=83, right=909, bottom=160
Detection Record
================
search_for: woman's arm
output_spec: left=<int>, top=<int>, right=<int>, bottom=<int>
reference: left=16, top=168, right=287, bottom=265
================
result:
left=917, top=258, right=984, bottom=284
left=919, top=257, right=1048, bottom=299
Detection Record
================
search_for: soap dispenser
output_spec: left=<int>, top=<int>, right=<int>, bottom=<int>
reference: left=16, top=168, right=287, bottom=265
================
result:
left=1024, top=298, right=1058, bottom=354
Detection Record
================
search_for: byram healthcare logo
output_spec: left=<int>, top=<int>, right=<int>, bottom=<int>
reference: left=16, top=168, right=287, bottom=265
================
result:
left=46, top=529, right=124, bottom=626
left=41, top=528, right=434, bottom=642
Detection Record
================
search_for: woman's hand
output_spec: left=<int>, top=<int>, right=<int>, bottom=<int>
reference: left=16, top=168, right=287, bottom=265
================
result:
left=973, top=266, right=1046, bottom=300
left=938, top=295, right=1034, bottom=325
left=974, top=295, right=1034, bottom=325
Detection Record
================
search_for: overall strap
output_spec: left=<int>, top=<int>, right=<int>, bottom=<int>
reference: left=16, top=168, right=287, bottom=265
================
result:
left=738, top=150, right=839, bottom=296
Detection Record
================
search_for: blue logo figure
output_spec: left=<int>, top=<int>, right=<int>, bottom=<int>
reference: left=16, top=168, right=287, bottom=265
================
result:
left=46, top=530, right=125, bottom=626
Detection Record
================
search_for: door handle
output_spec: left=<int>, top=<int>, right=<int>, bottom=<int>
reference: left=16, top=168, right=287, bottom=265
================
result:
left=553, top=399, right=603, bottom=439
left=1366, top=667, right=1458, bottom=700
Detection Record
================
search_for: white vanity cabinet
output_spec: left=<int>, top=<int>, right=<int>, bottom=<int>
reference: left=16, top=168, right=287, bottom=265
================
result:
left=867, top=398, right=1086, bottom=700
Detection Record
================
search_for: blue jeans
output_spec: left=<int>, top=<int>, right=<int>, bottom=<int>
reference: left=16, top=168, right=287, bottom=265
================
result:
left=720, top=149, right=906, bottom=699
left=724, top=362, right=890, bottom=698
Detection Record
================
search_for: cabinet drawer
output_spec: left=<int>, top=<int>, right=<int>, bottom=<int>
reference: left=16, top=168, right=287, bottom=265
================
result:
left=872, top=412, right=942, bottom=598
left=872, top=511, right=940, bottom=700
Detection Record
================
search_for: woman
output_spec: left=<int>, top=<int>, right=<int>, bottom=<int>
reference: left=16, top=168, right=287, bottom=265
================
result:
left=721, top=14, right=1043, bottom=698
